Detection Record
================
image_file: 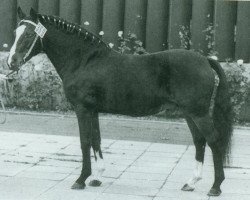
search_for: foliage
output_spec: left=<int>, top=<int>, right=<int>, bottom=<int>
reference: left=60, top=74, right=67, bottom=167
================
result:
left=1, top=57, right=71, bottom=112
left=179, top=23, right=218, bottom=57
left=223, top=62, right=249, bottom=122
left=179, top=25, right=192, bottom=50
left=117, top=32, right=147, bottom=55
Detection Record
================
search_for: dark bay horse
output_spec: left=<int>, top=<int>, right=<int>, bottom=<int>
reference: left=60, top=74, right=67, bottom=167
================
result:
left=7, top=8, right=233, bottom=196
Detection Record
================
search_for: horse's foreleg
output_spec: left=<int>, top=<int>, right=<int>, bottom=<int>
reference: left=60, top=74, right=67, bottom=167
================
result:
left=182, top=116, right=206, bottom=192
left=71, top=105, right=92, bottom=190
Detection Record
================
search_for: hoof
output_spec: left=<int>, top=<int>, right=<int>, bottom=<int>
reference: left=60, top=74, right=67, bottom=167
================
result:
left=207, top=188, right=222, bottom=196
left=89, top=179, right=102, bottom=187
left=71, top=182, right=86, bottom=190
left=181, top=184, right=195, bottom=192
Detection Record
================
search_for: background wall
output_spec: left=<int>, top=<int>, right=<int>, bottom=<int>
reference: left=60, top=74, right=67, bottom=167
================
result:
left=0, top=0, right=250, bottom=62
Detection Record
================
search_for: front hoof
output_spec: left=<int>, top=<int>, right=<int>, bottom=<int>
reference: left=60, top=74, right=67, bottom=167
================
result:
left=207, top=188, right=222, bottom=196
left=89, top=179, right=102, bottom=187
left=71, top=182, right=86, bottom=190
left=181, top=184, right=195, bottom=192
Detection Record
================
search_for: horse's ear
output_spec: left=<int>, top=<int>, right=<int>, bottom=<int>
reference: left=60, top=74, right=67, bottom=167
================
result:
left=30, top=7, right=38, bottom=21
left=17, top=7, right=26, bottom=19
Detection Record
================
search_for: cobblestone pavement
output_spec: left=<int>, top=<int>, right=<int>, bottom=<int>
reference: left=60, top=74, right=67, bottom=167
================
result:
left=0, top=125, right=250, bottom=200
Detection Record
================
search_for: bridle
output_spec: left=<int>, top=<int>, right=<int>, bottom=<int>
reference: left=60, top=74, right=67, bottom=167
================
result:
left=7, top=19, right=46, bottom=77
left=19, top=20, right=45, bottom=62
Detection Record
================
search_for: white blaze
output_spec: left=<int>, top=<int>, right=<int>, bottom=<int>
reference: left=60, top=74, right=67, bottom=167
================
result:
left=7, top=25, right=26, bottom=66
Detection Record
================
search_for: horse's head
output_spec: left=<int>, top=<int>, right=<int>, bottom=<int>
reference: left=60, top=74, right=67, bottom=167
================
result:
left=7, top=7, right=44, bottom=71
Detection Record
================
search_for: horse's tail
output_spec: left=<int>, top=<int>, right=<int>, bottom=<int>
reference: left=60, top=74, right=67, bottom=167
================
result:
left=208, top=58, right=233, bottom=164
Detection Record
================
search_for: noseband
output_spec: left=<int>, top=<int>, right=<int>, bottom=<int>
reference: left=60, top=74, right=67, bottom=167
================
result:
left=19, top=20, right=46, bottom=62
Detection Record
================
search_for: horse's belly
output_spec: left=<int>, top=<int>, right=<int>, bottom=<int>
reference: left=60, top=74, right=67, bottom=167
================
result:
left=100, top=90, right=169, bottom=117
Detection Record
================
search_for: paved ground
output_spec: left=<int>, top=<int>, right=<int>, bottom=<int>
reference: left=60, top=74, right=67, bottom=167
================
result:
left=0, top=112, right=250, bottom=200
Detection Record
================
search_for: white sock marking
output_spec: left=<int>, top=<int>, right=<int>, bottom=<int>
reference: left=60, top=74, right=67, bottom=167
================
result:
left=8, top=25, right=26, bottom=66
left=93, top=157, right=105, bottom=181
left=187, top=161, right=203, bottom=188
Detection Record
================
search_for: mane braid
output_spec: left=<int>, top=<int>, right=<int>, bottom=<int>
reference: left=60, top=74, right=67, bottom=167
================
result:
left=38, top=14, right=110, bottom=49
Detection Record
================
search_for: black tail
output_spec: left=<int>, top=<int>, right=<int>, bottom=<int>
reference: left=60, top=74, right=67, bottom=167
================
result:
left=91, top=114, right=103, bottom=160
left=208, top=58, right=233, bottom=164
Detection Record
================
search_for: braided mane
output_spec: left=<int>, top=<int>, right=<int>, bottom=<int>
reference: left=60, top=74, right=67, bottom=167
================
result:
left=38, top=14, right=110, bottom=48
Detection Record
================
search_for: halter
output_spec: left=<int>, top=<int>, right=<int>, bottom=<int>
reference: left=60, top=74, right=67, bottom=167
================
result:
left=19, top=20, right=45, bottom=62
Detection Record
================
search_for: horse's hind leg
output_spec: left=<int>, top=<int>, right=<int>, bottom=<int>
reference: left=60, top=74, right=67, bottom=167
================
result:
left=182, top=116, right=206, bottom=192
left=191, top=115, right=224, bottom=196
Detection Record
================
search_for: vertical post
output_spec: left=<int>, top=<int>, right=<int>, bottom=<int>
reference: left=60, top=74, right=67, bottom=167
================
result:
left=38, top=0, right=59, bottom=15
left=214, top=0, right=237, bottom=61
left=168, top=0, right=192, bottom=49
left=59, top=0, right=81, bottom=24
left=235, top=1, right=250, bottom=62
left=124, top=0, right=147, bottom=44
left=102, top=0, right=125, bottom=46
left=191, top=0, right=214, bottom=55
left=0, top=0, right=17, bottom=51
left=146, top=0, right=169, bottom=52
left=81, top=0, right=103, bottom=34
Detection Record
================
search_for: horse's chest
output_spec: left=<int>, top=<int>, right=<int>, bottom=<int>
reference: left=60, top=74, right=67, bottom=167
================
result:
left=63, top=80, right=99, bottom=109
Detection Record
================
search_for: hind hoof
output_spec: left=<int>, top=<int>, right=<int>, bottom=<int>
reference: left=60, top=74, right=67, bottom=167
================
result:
left=71, top=182, right=86, bottom=190
left=207, top=188, right=222, bottom=196
left=181, top=184, right=195, bottom=192
left=89, top=179, right=102, bottom=187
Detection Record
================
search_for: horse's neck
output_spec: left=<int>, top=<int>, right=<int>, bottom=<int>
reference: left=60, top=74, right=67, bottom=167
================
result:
left=43, top=30, right=109, bottom=79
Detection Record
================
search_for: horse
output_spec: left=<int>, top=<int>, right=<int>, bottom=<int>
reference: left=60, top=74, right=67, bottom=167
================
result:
left=7, top=7, right=233, bottom=196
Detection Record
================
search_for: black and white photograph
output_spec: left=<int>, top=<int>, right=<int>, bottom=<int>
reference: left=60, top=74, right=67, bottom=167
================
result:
left=0, top=0, right=250, bottom=199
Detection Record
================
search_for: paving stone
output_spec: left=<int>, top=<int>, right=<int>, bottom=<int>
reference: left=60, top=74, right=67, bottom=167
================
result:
left=120, top=171, right=167, bottom=181
left=0, top=161, right=32, bottom=176
left=156, top=189, right=209, bottom=200
left=104, top=184, right=159, bottom=196
left=0, top=177, right=57, bottom=200
left=126, top=165, right=173, bottom=174
left=97, top=193, right=153, bottom=200
left=210, top=193, right=250, bottom=200
left=0, top=175, right=10, bottom=184
left=137, top=154, right=179, bottom=164
left=16, top=170, right=69, bottom=181
left=143, top=151, right=182, bottom=158
left=220, top=179, right=250, bottom=195
left=36, top=189, right=100, bottom=200
left=0, top=139, right=31, bottom=150
left=110, top=140, right=151, bottom=151
left=103, top=148, right=144, bottom=156
left=113, top=178, right=164, bottom=189
left=147, top=143, right=187, bottom=153
left=28, top=164, right=75, bottom=174
left=56, top=144, right=82, bottom=156
left=103, top=152, right=139, bottom=160
left=132, top=160, right=176, bottom=169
